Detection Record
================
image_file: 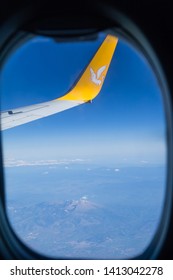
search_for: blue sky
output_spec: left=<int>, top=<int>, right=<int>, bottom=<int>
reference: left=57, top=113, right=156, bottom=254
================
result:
left=1, top=32, right=166, bottom=166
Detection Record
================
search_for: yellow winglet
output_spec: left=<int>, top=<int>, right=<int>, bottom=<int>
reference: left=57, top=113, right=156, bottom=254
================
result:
left=58, top=34, right=118, bottom=102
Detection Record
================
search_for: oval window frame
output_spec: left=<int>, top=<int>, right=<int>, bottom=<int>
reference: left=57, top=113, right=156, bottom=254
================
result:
left=0, top=4, right=172, bottom=260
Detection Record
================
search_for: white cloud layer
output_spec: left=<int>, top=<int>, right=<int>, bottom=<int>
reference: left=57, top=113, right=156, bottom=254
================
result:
left=3, top=158, right=86, bottom=168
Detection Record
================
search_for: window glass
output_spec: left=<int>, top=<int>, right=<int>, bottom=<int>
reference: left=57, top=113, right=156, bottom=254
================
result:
left=1, top=32, right=166, bottom=258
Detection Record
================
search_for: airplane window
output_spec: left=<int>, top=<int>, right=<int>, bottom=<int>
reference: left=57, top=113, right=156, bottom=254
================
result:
left=0, top=32, right=166, bottom=259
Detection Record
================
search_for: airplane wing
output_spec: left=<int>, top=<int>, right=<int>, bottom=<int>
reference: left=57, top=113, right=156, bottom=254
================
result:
left=0, top=100, right=84, bottom=130
left=0, top=34, right=118, bottom=130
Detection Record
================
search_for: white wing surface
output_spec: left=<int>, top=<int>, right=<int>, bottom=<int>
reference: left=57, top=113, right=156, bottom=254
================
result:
left=1, top=99, right=84, bottom=130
